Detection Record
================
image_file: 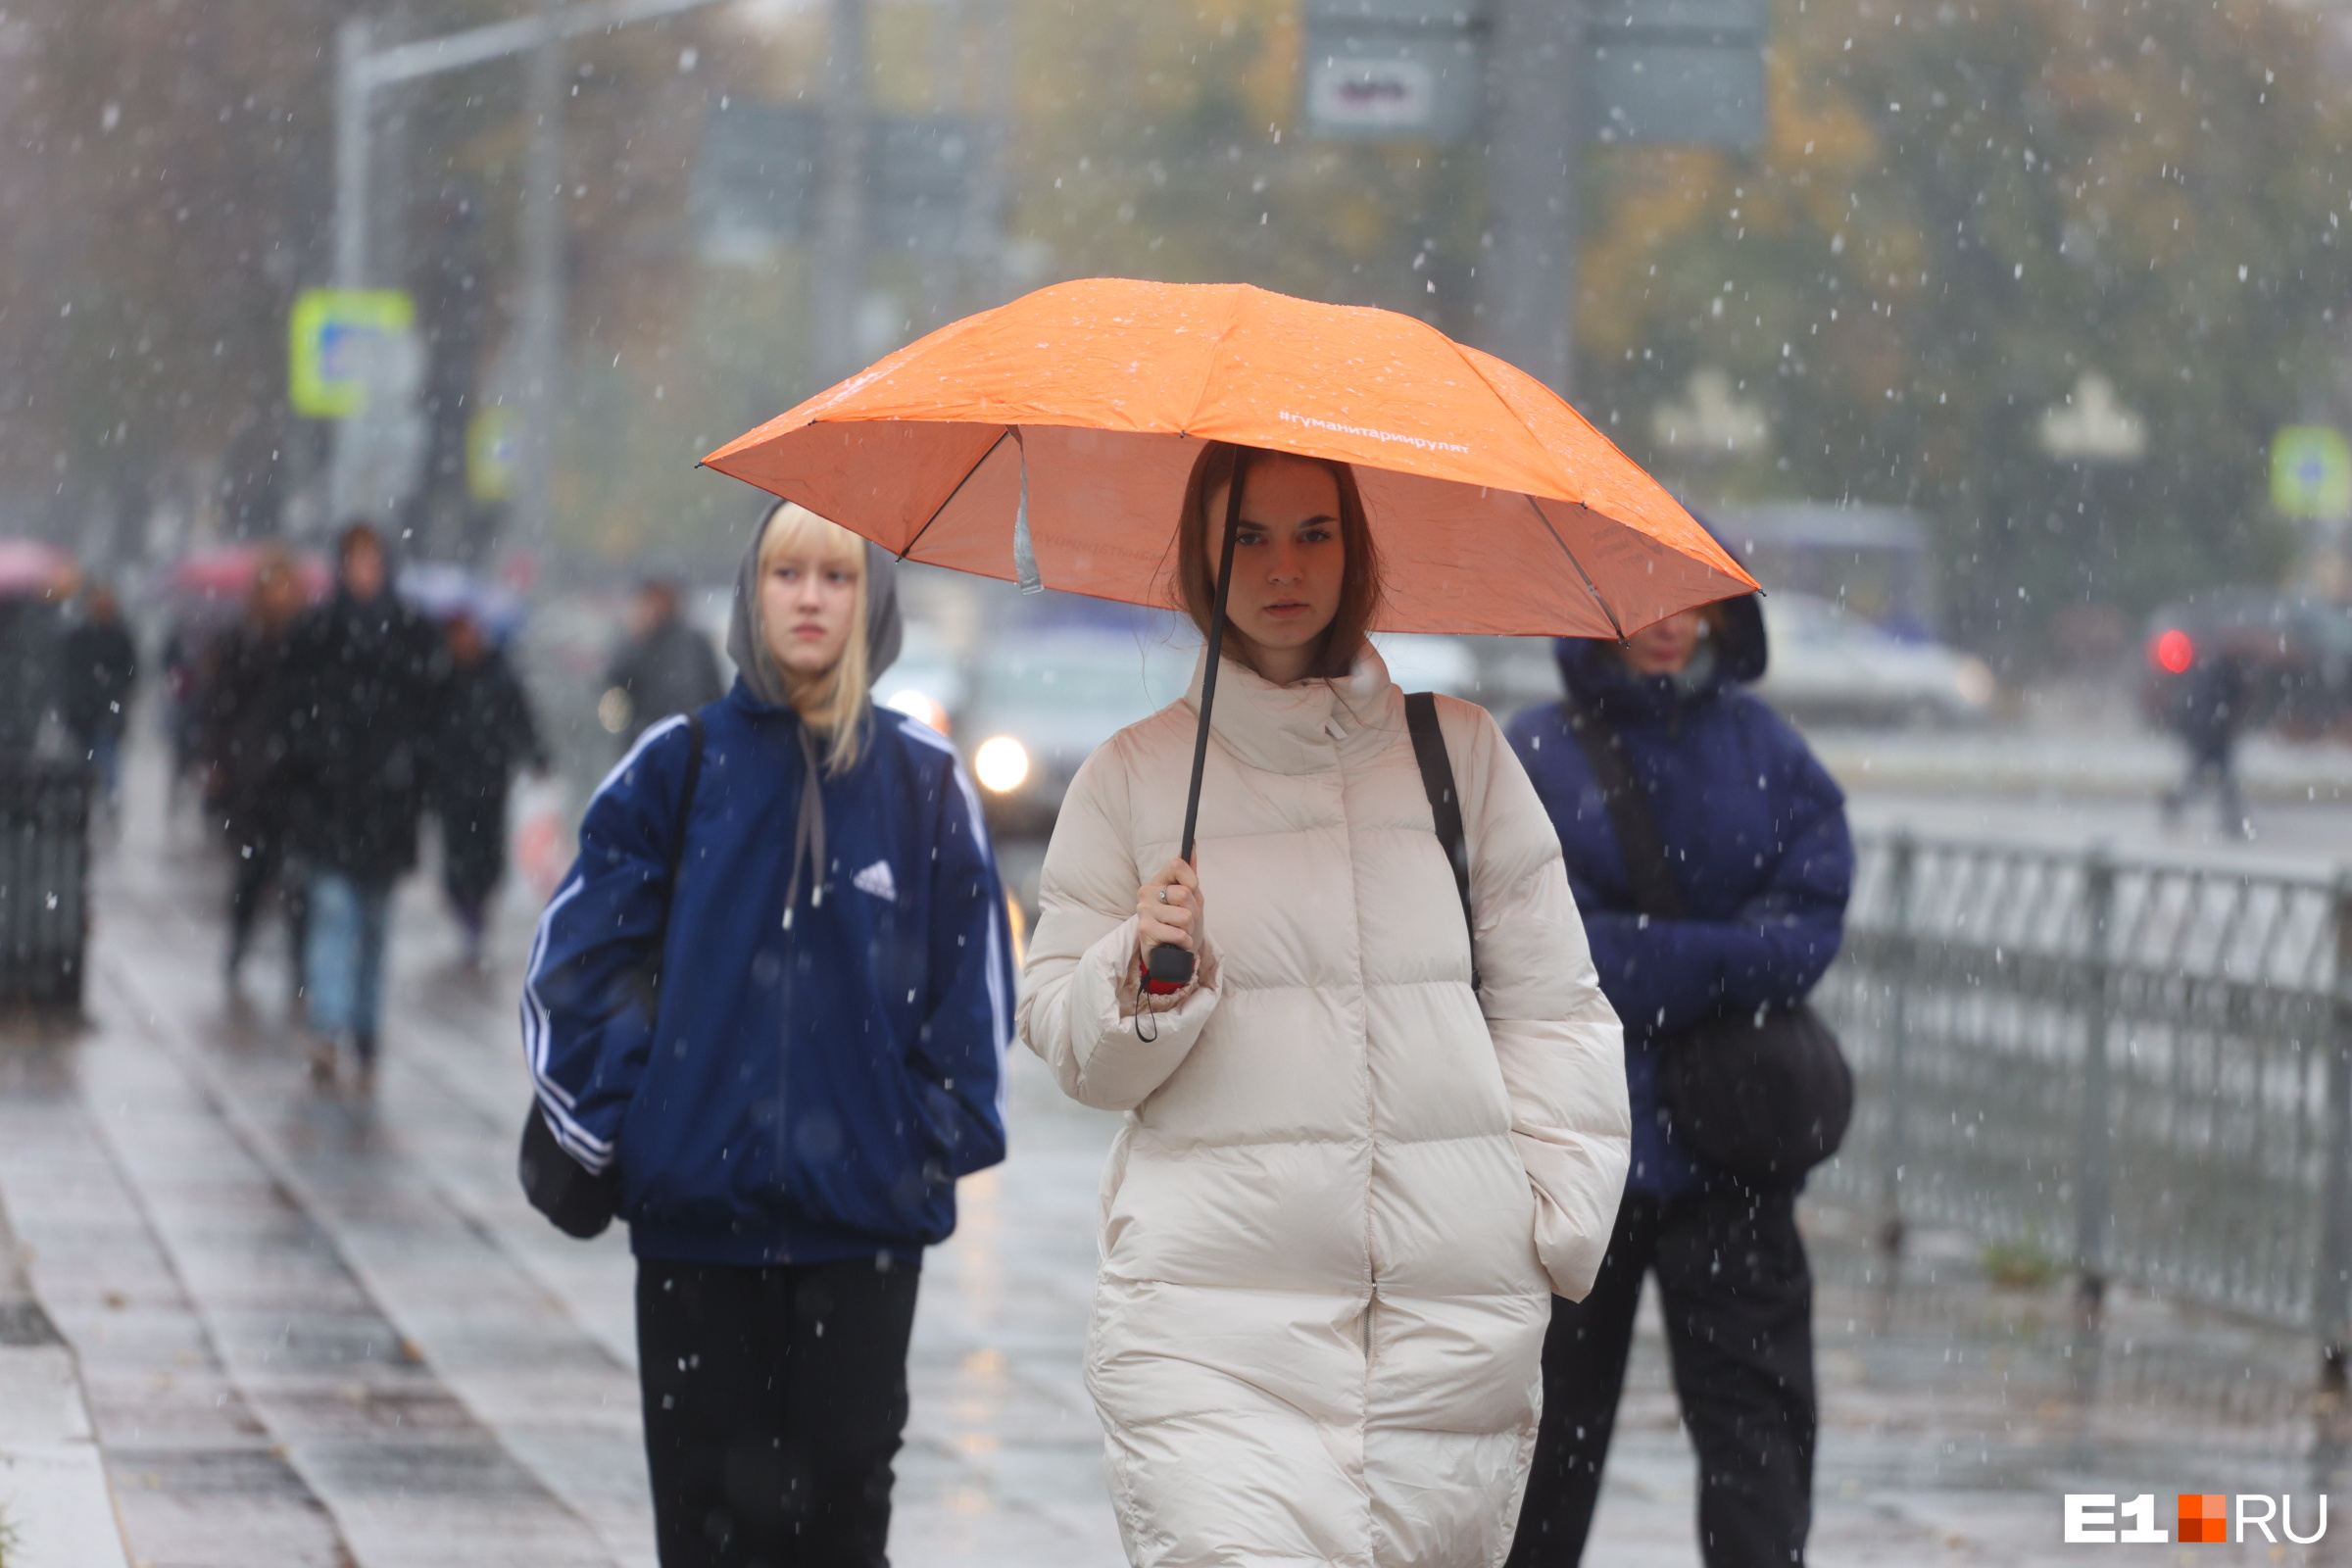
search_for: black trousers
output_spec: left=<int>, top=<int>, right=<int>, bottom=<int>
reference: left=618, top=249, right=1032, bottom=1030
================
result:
left=225, top=822, right=304, bottom=978
left=1509, top=1187, right=1815, bottom=1568
left=637, top=1256, right=920, bottom=1568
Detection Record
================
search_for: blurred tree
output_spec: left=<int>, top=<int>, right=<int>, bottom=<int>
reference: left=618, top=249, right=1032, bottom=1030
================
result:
left=0, top=0, right=332, bottom=557
left=8, top=0, right=2341, bottom=627
left=1573, top=0, right=2352, bottom=656
left=1001, top=0, right=1485, bottom=330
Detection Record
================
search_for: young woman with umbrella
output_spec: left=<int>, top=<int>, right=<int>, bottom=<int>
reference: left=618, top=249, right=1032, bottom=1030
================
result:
left=1009, top=438, right=1632, bottom=1564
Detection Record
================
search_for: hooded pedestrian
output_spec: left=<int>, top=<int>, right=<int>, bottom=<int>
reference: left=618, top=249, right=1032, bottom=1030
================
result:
left=522, top=501, right=1013, bottom=1567
left=2161, top=643, right=2251, bottom=838
left=1504, top=601, right=1852, bottom=1568
left=602, top=577, right=723, bottom=747
left=281, top=521, right=444, bottom=1089
left=432, top=610, right=549, bottom=967
left=1017, top=441, right=1631, bottom=1568
left=200, top=546, right=308, bottom=986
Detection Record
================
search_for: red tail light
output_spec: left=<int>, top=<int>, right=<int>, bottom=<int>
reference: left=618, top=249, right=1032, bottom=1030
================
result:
left=2152, top=628, right=2194, bottom=675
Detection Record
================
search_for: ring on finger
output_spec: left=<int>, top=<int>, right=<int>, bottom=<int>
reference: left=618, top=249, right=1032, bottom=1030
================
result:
left=1156, top=887, right=1170, bottom=904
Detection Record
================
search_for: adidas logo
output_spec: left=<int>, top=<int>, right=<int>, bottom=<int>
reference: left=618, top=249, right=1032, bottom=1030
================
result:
left=852, top=860, right=898, bottom=902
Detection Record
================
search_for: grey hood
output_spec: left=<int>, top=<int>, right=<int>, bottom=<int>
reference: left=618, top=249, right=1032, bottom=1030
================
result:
left=725, top=501, right=905, bottom=710
left=723, top=500, right=906, bottom=925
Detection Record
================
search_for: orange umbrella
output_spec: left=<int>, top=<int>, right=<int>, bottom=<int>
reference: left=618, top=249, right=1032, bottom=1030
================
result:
left=705, top=278, right=1756, bottom=986
left=704, top=277, right=1752, bottom=638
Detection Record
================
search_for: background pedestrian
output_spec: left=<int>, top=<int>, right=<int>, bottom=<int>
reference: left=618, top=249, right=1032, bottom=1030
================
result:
left=2162, top=644, right=2250, bottom=838
left=601, top=577, right=722, bottom=747
left=61, top=583, right=136, bottom=808
left=523, top=501, right=1012, bottom=1567
left=282, top=521, right=443, bottom=1091
left=431, top=609, right=548, bottom=968
left=1017, top=441, right=1630, bottom=1568
left=200, top=547, right=308, bottom=989
left=1504, top=599, right=1851, bottom=1568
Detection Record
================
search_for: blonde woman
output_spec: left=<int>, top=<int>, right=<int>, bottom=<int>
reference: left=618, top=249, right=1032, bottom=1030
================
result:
left=524, top=502, right=1014, bottom=1567
left=1018, top=441, right=1631, bottom=1567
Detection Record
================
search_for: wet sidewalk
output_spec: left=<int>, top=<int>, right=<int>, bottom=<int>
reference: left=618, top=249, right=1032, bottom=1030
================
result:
left=2, top=755, right=2346, bottom=1564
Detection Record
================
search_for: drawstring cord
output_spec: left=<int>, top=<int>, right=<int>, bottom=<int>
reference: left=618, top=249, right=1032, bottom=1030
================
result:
left=781, top=723, right=827, bottom=930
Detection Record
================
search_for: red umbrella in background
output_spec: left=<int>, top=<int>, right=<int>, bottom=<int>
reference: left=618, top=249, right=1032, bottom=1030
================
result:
left=168, top=543, right=331, bottom=605
left=0, top=539, right=77, bottom=599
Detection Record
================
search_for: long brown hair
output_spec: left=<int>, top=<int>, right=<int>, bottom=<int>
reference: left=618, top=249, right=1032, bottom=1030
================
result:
left=1173, top=441, right=1382, bottom=682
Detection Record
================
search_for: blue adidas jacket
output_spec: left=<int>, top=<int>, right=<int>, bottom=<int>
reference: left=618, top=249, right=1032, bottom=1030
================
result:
left=1506, top=639, right=1851, bottom=1196
left=522, top=681, right=1013, bottom=1265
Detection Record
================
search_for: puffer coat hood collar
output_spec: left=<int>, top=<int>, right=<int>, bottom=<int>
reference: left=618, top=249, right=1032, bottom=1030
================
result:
left=724, top=501, right=905, bottom=711
left=1554, top=593, right=1766, bottom=728
left=1180, top=640, right=1392, bottom=774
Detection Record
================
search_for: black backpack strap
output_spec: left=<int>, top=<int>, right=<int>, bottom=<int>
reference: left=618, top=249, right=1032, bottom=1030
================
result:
left=1560, top=697, right=1686, bottom=921
left=1404, top=692, right=1479, bottom=993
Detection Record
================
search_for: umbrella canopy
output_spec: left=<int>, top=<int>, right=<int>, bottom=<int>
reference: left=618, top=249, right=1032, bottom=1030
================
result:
left=0, top=539, right=76, bottom=600
left=704, top=278, right=1754, bottom=638
left=169, top=543, right=332, bottom=604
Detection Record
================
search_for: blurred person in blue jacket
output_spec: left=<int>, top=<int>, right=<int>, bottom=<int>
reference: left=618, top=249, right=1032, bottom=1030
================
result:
left=522, top=501, right=1013, bottom=1568
left=1503, top=597, right=1851, bottom=1568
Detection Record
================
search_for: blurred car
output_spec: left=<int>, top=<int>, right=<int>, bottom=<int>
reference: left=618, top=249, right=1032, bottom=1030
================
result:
left=1370, top=632, right=1480, bottom=699
left=957, top=628, right=1196, bottom=838
left=875, top=620, right=967, bottom=736
left=1753, top=592, right=1995, bottom=727
left=2139, top=590, right=2352, bottom=738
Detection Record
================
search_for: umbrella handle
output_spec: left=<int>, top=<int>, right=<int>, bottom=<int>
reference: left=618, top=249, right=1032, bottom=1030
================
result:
left=1152, top=450, right=1250, bottom=992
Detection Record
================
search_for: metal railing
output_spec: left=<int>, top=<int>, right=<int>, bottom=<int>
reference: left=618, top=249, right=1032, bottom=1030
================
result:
left=1811, top=831, right=2352, bottom=1361
left=0, top=762, right=91, bottom=1012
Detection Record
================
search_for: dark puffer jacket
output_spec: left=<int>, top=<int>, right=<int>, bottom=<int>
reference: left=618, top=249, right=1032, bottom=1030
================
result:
left=1504, top=611, right=1851, bottom=1195
left=280, top=589, right=446, bottom=885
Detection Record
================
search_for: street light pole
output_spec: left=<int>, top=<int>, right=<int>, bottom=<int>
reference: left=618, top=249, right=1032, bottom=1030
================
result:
left=810, top=0, right=870, bottom=389
left=1482, top=0, right=1584, bottom=398
left=965, top=0, right=1013, bottom=310
left=334, top=18, right=372, bottom=290
left=328, top=0, right=745, bottom=559
left=515, top=0, right=566, bottom=564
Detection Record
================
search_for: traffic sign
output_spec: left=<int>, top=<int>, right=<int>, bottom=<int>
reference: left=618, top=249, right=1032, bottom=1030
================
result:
left=467, top=407, right=517, bottom=504
left=289, top=289, right=416, bottom=419
left=694, top=107, right=979, bottom=258
left=1300, top=0, right=1762, bottom=146
left=2271, top=426, right=2352, bottom=523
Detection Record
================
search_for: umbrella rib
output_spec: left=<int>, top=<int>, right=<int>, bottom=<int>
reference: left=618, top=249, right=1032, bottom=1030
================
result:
left=1526, top=494, right=1628, bottom=642
left=1179, top=286, right=1250, bottom=437
left=899, top=427, right=1013, bottom=562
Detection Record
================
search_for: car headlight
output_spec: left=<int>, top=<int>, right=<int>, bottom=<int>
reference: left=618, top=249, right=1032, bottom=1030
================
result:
left=1953, top=657, right=1997, bottom=709
left=881, top=687, right=950, bottom=736
left=597, top=686, right=633, bottom=735
left=973, top=735, right=1031, bottom=794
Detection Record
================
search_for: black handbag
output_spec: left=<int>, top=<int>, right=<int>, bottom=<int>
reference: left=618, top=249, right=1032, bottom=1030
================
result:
left=1561, top=699, right=1851, bottom=1187
left=518, top=712, right=703, bottom=1239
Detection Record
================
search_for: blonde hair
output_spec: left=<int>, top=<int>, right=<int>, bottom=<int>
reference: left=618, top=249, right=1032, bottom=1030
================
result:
left=758, top=503, right=870, bottom=774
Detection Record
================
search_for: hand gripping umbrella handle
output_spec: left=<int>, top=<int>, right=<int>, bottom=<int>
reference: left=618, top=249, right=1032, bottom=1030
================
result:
left=1147, top=449, right=1249, bottom=993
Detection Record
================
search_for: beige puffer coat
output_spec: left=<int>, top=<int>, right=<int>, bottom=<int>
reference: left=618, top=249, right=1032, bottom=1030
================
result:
left=1018, top=646, right=1630, bottom=1568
